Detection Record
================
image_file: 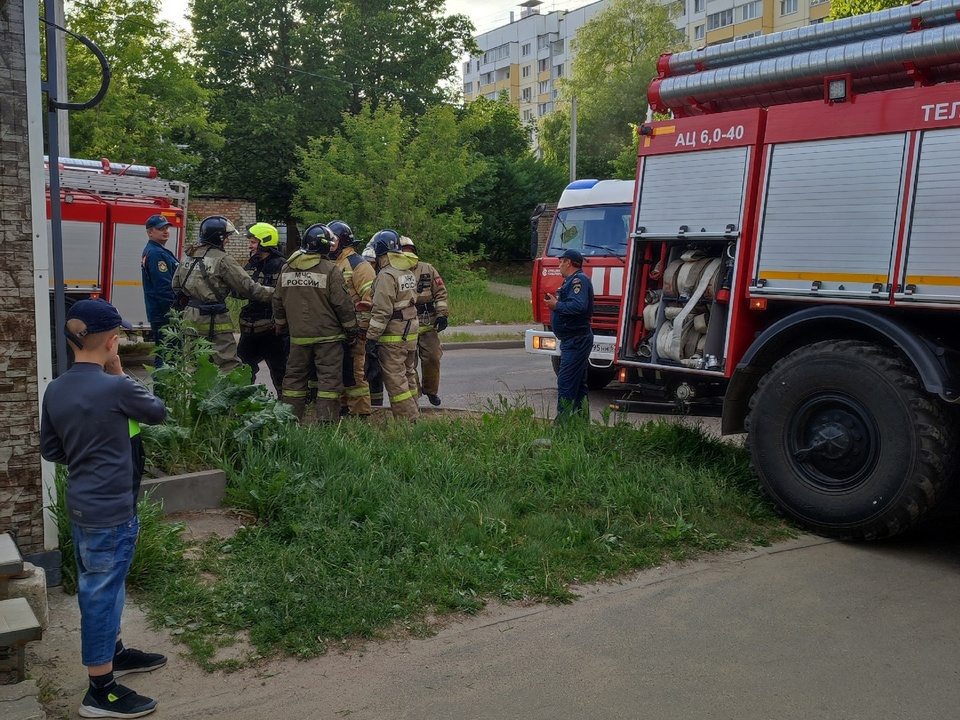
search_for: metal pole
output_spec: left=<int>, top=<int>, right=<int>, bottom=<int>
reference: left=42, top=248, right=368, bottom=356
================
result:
left=569, top=95, right=577, bottom=183
left=54, top=0, right=69, bottom=156
left=43, top=2, right=68, bottom=376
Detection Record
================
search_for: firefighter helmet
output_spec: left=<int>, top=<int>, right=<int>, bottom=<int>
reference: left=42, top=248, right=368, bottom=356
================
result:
left=361, top=241, right=376, bottom=262
left=371, top=229, right=401, bottom=257
left=327, top=221, right=356, bottom=248
left=302, top=223, right=335, bottom=254
left=198, top=216, right=237, bottom=247
left=399, top=235, right=416, bottom=252
left=245, top=222, right=280, bottom=248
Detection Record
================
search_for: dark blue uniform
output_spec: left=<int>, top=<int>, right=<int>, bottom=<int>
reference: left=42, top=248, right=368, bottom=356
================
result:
left=141, top=240, right=179, bottom=366
left=551, top=268, right=594, bottom=419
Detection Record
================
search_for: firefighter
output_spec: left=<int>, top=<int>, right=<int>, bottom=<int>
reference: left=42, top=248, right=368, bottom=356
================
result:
left=398, top=235, right=449, bottom=406
left=236, top=223, right=287, bottom=394
left=141, top=214, right=180, bottom=368
left=544, top=248, right=594, bottom=421
left=366, top=230, right=419, bottom=420
left=361, top=240, right=384, bottom=407
left=273, top=223, right=358, bottom=422
left=172, top=216, right=273, bottom=373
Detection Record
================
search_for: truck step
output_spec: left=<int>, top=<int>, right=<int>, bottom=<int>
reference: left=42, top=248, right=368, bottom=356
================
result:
left=0, top=597, right=43, bottom=683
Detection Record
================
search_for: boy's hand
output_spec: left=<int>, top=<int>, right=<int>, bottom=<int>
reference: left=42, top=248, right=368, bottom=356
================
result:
left=105, top=355, right=124, bottom=376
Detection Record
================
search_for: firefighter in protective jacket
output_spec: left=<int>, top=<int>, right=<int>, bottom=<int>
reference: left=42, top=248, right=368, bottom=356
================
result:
left=273, top=223, right=358, bottom=422
left=328, top=220, right=376, bottom=416
left=366, top=230, right=419, bottom=420
left=237, top=223, right=288, bottom=394
left=172, top=216, right=273, bottom=372
left=399, top=235, right=449, bottom=406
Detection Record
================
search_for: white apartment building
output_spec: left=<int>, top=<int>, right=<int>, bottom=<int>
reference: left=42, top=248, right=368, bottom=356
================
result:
left=462, top=0, right=834, bottom=138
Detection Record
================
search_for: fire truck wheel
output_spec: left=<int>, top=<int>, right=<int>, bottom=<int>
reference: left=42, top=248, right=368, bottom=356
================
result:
left=746, top=340, right=956, bottom=540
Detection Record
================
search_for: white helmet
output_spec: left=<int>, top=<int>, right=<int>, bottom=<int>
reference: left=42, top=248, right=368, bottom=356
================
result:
left=361, top=241, right=376, bottom=262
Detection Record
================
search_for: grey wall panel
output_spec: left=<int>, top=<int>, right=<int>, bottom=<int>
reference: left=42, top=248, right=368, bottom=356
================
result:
left=902, top=127, right=960, bottom=301
left=754, top=134, right=905, bottom=296
left=637, top=147, right=749, bottom=235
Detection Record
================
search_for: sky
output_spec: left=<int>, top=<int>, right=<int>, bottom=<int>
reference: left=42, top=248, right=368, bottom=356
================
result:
left=158, top=0, right=595, bottom=38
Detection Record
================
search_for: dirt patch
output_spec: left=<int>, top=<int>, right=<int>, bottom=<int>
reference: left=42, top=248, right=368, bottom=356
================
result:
left=166, top=508, right=248, bottom=543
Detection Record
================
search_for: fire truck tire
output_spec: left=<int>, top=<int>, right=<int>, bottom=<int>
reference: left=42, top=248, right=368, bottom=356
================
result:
left=746, top=340, right=956, bottom=540
left=549, top=356, right=615, bottom=390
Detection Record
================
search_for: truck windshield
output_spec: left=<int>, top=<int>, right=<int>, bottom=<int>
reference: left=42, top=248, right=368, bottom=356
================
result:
left=547, top=204, right=631, bottom=259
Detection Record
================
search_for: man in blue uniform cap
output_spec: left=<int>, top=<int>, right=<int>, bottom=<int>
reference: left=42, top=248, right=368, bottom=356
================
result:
left=545, top=248, right=594, bottom=421
left=141, top=214, right=180, bottom=367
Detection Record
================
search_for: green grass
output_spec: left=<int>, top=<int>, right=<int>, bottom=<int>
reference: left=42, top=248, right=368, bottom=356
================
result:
left=473, top=260, right=534, bottom=286
left=449, top=285, right=532, bottom=325
left=130, top=407, right=789, bottom=670
left=443, top=331, right=524, bottom=343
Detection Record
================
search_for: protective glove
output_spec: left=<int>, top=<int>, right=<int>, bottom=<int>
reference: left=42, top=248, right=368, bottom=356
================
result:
left=435, top=316, right=449, bottom=332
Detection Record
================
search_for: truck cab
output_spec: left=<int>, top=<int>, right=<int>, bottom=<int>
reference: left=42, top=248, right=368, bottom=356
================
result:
left=526, top=179, right=634, bottom=389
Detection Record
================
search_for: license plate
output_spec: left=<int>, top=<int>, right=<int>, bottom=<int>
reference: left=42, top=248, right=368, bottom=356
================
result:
left=591, top=338, right=616, bottom=357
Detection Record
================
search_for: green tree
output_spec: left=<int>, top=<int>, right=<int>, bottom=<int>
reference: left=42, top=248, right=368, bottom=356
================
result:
left=291, top=103, right=483, bottom=276
left=63, top=0, right=220, bottom=180
left=829, top=0, right=908, bottom=19
left=539, top=0, right=685, bottom=179
left=457, top=95, right=567, bottom=259
left=191, top=0, right=476, bottom=241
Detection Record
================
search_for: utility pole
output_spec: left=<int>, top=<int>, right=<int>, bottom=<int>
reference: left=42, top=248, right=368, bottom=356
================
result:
left=569, top=95, right=577, bottom=182
left=54, top=0, right=70, bottom=155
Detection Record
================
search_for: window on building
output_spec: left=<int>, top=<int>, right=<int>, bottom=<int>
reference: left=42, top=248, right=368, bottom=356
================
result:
left=780, top=0, right=798, bottom=15
left=538, top=80, right=550, bottom=94
left=522, top=42, right=531, bottom=56
left=523, top=109, right=533, bottom=122
left=694, top=24, right=705, bottom=41
left=810, top=0, right=829, bottom=4
left=735, top=30, right=762, bottom=40
left=809, top=16, right=825, bottom=23
left=674, top=0, right=686, bottom=15
left=538, top=35, right=550, bottom=50
left=522, top=65, right=531, bottom=78
left=740, top=0, right=762, bottom=20
left=555, top=63, right=564, bottom=78
left=551, top=39, right=564, bottom=54
left=538, top=58, right=548, bottom=72
left=538, top=102, right=550, bottom=116
left=694, top=0, right=705, bottom=13
left=464, top=81, right=473, bottom=94
left=480, top=72, right=494, bottom=85
left=707, top=8, right=734, bottom=30
left=522, top=87, right=531, bottom=101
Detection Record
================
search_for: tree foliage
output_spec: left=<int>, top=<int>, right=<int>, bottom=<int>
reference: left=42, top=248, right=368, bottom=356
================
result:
left=191, top=0, right=476, bottom=234
left=62, top=0, right=220, bottom=179
left=457, top=96, right=567, bottom=259
left=539, top=0, right=685, bottom=179
left=291, top=103, right=483, bottom=277
left=829, top=0, right=908, bottom=19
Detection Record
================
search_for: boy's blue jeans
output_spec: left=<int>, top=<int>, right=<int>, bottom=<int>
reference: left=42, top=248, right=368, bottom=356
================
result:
left=71, top=516, right=139, bottom=667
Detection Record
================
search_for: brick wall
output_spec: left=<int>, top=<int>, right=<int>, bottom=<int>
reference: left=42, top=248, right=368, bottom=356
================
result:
left=187, top=196, right=257, bottom=266
left=535, top=203, right=557, bottom=258
left=0, top=0, right=44, bottom=554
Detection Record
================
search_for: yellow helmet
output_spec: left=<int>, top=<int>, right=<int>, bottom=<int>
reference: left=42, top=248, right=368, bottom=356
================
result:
left=244, top=222, right=280, bottom=248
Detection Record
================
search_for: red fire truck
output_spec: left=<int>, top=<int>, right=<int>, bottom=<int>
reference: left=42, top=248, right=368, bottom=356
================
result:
left=526, top=179, right=633, bottom=389
left=614, top=0, right=960, bottom=539
left=46, top=156, right=188, bottom=327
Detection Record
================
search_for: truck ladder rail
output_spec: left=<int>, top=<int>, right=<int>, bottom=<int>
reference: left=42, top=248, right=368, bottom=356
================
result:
left=49, top=168, right=189, bottom=207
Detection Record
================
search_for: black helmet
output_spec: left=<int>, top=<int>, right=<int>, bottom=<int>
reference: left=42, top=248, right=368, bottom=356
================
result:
left=199, top=215, right=237, bottom=247
left=302, top=223, right=335, bottom=254
left=371, top=229, right=401, bottom=257
left=328, top=221, right=355, bottom=248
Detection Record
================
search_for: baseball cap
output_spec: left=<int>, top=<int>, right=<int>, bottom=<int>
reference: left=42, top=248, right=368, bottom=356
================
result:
left=559, top=248, right=584, bottom=265
left=145, top=214, right=172, bottom=230
left=65, top=299, right=132, bottom=348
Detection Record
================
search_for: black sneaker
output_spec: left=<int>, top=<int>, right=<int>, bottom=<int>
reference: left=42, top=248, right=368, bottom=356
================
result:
left=427, top=394, right=441, bottom=406
left=113, top=648, right=167, bottom=677
left=79, top=684, right=158, bottom=718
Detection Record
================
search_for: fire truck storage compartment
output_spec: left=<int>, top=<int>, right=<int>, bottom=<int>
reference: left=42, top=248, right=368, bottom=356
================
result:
left=901, top=126, right=960, bottom=303
left=622, top=144, right=751, bottom=373
left=46, top=209, right=105, bottom=293
left=752, top=134, right=907, bottom=299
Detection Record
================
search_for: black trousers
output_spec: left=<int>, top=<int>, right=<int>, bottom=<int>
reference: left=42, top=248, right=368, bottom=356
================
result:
left=238, top=330, right=288, bottom=394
